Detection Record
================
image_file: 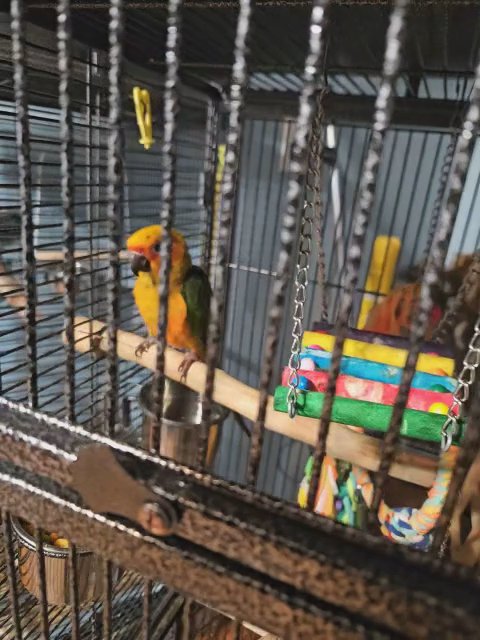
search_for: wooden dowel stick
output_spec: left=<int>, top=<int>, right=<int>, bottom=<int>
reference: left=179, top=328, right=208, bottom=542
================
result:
left=67, top=315, right=443, bottom=488
left=0, top=259, right=27, bottom=313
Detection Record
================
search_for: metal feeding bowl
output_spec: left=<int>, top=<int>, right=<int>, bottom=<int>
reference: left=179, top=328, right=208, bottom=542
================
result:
left=139, top=378, right=229, bottom=468
left=11, top=517, right=115, bottom=606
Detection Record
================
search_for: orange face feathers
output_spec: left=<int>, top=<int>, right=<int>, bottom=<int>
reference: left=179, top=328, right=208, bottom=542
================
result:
left=126, top=225, right=190, bottom=283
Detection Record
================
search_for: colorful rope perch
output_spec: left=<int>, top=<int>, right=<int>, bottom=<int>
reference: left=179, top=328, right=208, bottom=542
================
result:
left=278, top=325, right=461, bottom=549
left=298, top=449, right=456, bottom=550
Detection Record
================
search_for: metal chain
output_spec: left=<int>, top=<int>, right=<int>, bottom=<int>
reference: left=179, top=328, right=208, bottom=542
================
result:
left=441, top=315, right=480, bottom=451
left=311, top=89, right=329, bottom=322
left=287, top=91, right=326, bottom=420
left=287, top=207, right=313, bottom=418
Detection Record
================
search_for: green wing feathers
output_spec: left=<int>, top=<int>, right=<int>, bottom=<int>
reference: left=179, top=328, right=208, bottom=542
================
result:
left=181, top=266, right=212, bottom=355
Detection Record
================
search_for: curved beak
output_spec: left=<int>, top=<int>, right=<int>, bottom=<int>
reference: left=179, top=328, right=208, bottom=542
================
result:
left=130, top=253, right=151, bottom=276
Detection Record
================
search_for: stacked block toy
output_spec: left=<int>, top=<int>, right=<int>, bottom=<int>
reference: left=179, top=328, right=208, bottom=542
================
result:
left=275, top=325, right=462, bottom=445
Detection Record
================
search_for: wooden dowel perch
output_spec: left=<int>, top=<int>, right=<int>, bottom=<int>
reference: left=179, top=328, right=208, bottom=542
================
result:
left=0, top=259, right=27, bottom=315
left=68, top=316, right=445, bottom=488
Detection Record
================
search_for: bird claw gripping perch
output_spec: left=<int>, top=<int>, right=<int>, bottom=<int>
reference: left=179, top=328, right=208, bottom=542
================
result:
left=135, top=336, right=158, bottom=358
left=133, top=86, right=154, bottom=150
left=178, top=351, right=201, bottom=383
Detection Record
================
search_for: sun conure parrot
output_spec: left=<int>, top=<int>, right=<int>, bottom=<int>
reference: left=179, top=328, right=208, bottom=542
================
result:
left=126, top=224, right=211, bottom=380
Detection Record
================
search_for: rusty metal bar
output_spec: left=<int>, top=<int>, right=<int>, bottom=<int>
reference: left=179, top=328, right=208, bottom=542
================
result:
left=2, top=511, right=23, bottom=640
left=1, top=398, right=480, bottom=637
left=106, top=0, right=125, bottom=439
left=249, top=0, right=331, bottom=486
left=0, top=468, right=474, bottom=640
left=430, top=379, right=480, bottom=553
left=10, top=0, right=38, bottom=409
left=151, top=0, right=184, bottom=451
left=307, top=0, right=410, bottom=510
left=142, top=579, right=153, bottom=639
left=200, top=99, right=219, bottom=275
left=371, top=50, right=480, bottom=516
left=68, top=544, right=80, bottom=640
left=200, top=0, right=252, bottom=469
left=58, top=0, right=76, bottom=424
left=35, top=526, right=50, bottom=639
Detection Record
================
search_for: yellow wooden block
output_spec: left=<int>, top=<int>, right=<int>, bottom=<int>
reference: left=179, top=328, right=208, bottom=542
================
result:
left=302, top=332, right=454, bottom=376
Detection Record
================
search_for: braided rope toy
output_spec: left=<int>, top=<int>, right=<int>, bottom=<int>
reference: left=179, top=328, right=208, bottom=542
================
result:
left=298, top=448, right=456, bottom=550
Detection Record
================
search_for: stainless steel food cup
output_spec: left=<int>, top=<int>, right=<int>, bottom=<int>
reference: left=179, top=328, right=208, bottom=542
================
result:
left=139, top=378, right=229, bottom=468
left=11, top=517, right=112, bottom=605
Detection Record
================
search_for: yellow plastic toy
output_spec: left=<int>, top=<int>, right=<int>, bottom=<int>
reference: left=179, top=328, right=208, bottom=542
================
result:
left=357, top=236, right=401, bottom=329
left=133, top=86, right=154, bottom=150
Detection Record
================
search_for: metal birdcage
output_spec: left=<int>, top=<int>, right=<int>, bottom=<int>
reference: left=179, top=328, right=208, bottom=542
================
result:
left=1, top=0, right=480, bottom=638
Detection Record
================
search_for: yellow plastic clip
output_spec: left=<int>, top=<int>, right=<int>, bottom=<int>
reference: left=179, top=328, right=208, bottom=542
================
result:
left=133, top=86, right=154, bottom=150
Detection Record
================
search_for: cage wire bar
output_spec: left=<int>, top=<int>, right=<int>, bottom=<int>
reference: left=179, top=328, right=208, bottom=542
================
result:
left=371, top=53, right=480, bottom=520
left=201, top=0, right=252, bottom=469
left=3, top=0, right=480, bottom=637
left=306, top=0, right=410, bottom=510
left=152, top=0, right=183, bottom=451
left=249, top=0, right=330, bottom=485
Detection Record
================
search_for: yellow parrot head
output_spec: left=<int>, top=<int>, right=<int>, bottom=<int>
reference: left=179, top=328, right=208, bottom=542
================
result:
left=126, top=225, right=188, bottom=280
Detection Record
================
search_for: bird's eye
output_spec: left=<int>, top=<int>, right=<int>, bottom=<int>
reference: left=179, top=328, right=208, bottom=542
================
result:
left=153, top=243, right=160, bottom=252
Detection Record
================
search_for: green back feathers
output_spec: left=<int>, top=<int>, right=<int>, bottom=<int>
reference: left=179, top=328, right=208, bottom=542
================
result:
left=181, top=266, right=212, bottom=352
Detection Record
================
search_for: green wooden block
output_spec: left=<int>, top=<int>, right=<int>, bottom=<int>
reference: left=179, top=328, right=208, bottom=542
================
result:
left=273, top=386, right=463, bottom=445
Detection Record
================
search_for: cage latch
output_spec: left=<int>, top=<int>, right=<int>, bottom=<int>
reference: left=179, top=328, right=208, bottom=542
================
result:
left=71, top=444, right=179, bottom=536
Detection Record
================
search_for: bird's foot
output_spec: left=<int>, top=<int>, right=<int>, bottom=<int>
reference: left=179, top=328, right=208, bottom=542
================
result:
left=135, top=337, right=157, bottom=357
left=178, top=351, right=200, bottom=382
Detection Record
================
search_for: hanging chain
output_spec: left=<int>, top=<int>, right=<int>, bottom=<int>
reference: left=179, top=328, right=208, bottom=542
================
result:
left=287, top=90, right=327, bottom=419
left=441, top=315, right=480, bottom=452
left=311, top=88, right=329, bottom=323
left=287, top=207, right=313, bottom=418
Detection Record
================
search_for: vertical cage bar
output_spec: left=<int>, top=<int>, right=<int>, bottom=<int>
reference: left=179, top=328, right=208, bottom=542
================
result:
left=151, top=0, right=184, bottom=452
left=421, top=134, right=457, bottom=268
left=232, top=619, right=242, bottom=640
left=58, top=0, right=76, bottom=423
left=371, top=54, right=480, bottom=517
left=312, top=96, right=329, bottom=324
left=178, top=598, right=191, bottom=640
left=106, top=0, right=125, bottom=438
left=307, top=0, right=410, bottom=510
left=68, top=545, right=80, bottom=640
left=2, top=513, right=23, bottom=640
left=430, top=380, right=480, bottom=554
left=199, top=0, right=252, bottom=469
left=35, top=527, right=50, bottom=639
left=200, top=99, right=219, bottom=275
left=10, top=0, right=38, bottom=409
left=434, top=253, right=480, bottom=344
left=142, top=579, right=152, bottom=640
left=102, top=560, right=113, bottom=640
left=247, top=0, right=330, bottom=485
left=86, top=49, right=96, bottom=426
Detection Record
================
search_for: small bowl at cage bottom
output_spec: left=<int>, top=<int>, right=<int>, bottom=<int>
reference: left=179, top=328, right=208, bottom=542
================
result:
left=11, top=517, right=115, bottom=606
left=140, top=378, right=229, bottom=468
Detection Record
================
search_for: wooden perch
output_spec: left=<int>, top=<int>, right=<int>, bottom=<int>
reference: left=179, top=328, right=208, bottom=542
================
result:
left=67, top=316, right=445, bottom=488
left=0, top=259, right=27, bottom=315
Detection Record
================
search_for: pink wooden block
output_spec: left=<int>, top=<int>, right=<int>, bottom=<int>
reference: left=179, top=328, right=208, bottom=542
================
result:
left=281, top=368, right=457, bottom=415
